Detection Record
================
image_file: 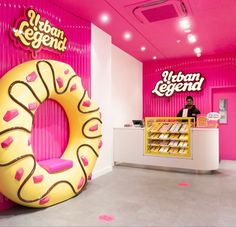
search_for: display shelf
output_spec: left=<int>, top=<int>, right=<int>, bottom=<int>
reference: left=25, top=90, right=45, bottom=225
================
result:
left=145, top=117, right=194, bottom=158
left=148, top=138, right=188, bottom=141
left=148, top=145, right=189, bottom=148
left=148, top=137, right=188, bottom=140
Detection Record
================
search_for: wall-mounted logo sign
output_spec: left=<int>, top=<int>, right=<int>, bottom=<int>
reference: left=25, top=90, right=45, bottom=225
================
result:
left=11, top=9, right=67, bottom=56
left=152, top=70, right=205, bottom=97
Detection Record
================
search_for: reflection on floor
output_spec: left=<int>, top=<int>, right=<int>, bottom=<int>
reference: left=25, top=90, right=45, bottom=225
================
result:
left=1, top=161, right=236, bottom=226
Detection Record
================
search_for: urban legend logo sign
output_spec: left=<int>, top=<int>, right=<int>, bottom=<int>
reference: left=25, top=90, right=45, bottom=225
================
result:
left=11, top=8, right=67, bottom=56
left=152, top=70, right=205, bottom=97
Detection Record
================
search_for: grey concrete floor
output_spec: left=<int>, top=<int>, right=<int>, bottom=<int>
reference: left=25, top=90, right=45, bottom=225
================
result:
left=1, top=161, right=236, bottom=226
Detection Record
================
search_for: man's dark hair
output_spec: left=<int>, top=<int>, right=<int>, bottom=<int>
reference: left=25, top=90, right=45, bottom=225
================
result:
left=186, top=96, right=193, bottom=101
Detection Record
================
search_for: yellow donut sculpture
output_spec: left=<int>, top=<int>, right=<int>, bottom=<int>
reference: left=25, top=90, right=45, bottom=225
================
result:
left=0, top=60, right=102, bottom=208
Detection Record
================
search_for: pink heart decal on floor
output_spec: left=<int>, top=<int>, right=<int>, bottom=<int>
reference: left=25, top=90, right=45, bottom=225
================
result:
left=98, top=214, right=115, bottom=222
left=178, top=182, right=189, bottom=187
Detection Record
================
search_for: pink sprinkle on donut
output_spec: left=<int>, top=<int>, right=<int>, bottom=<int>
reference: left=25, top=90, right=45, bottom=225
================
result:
left=98, top=140, right=103, bottom=149
left=33, top=175, right=44, bottom=184
left=39, top=196, right=50, bottom=205
left=15, top=168, right=24, bottom=181
left=1, top=136, right=13, bottom=148
left=82, top=100, right=91, bottom=107
left=28, top=136, right=31, bottom=146
left=64, top=69, right=69, bottom=74
left=80, top=155, right=89, bottom=166
left=89, top=124, right=98, bottom=132
left=26, top=71, right=37, bottom=82
left=28, top=102, right=38, bottom=111
left=3, top=109, right=19, bottom=122
left=88, top=173, right=92, bottom=181
left=70, top=84, right=77, bottom=92
left=99, top=112, right=102, bottom=119
left=77, top=177, right=85, bottom=189
left=56, top=77, right=63, bottom=88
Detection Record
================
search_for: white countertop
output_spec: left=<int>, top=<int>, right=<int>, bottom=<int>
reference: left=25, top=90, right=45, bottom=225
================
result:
left=114, top=127, right=144, bottom=130
left=114, top=127, right=219, bottom=131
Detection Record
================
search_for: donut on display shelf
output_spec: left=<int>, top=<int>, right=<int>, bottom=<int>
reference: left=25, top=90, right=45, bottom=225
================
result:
left=0, top=60, right=102, bottom=208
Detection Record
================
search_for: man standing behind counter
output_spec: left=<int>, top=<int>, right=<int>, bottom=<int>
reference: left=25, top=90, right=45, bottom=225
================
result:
left=177, top=96, right=201, bottom=121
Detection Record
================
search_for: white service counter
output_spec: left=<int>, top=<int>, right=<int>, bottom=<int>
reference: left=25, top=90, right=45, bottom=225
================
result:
left=113, top=127, right=219, bottom=171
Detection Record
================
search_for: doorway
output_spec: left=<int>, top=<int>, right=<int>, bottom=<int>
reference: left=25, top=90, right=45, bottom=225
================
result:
left=212, top=87, right=236, bottom=160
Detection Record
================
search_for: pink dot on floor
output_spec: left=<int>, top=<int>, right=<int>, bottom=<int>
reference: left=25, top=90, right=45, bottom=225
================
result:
left=98, top=214, right=115, bottom=222
left=178, top=182, right=189, bottom=187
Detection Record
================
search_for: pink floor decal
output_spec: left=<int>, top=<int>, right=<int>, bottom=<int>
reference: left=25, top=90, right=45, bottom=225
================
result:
left=98, top=214, right=115, bottom=222
left=178, top=182, right=190, bottom=187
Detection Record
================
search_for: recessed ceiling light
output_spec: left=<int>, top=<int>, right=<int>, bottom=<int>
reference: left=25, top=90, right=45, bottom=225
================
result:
left=179, top=18, right=190, bottom=30
left=184, top=29, right=191, bottom=33
left=153, top=56, right=157, bottom=60
left=194, top=47, right=201, bottom=54
left=176, top=40, right=181, bottom=43
left=187, top=34, right=197, bottom=43
left=100, top=13, right=110, bottom=23
left=140, top=46, right=146, bottom=51
left=123, top=32, right=132, bottom=40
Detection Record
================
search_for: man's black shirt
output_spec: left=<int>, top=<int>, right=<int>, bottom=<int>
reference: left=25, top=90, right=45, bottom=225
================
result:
left=177, top=105, right=201, bottom=118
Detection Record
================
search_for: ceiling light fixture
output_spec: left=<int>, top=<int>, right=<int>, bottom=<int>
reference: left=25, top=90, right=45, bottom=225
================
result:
left=194, top=47, right=201, bottom=54
left=187, top=34, right=197, bottom=43
left=196, top=53, right=201, bottom=57
left=141, top=46, right=146, bottom=51
left=100, top=13, right=110, bottom=24
left=179, top=18, right=190, bottom=30
left=153, top=56, right=157, bottom=60
left=123, top=32, right=132, bottom=40
left=184, top=29, right=191, bottom=33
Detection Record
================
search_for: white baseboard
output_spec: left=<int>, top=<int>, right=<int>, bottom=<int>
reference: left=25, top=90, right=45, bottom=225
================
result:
left=92, top=165, right=113, bottom=179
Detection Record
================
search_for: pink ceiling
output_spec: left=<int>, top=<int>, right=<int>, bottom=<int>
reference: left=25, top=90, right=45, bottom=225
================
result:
left=51, top=0, right=236, bottom=62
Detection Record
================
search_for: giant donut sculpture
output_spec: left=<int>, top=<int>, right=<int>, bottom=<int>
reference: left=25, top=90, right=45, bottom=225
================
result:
left=0, top=60, right=102, bottom=208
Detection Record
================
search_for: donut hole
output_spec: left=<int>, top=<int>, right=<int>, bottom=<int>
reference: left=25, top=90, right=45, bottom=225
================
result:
left=31, top=99, right=69, bottom=162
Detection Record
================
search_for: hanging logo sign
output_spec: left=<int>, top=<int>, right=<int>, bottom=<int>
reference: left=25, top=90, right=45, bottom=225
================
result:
left=152, top=70, right=205, bottom=97
left=11, top=8, right=67, bottom=55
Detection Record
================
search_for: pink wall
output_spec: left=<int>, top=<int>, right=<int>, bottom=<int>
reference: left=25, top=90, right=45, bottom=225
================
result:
left=212, top=87, right=236, bottom=160
left=143, top=53, right=236, bottom=117
left=0, top=0, right=91, bottom=210
left=31, top=100, right=69, bottom=162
